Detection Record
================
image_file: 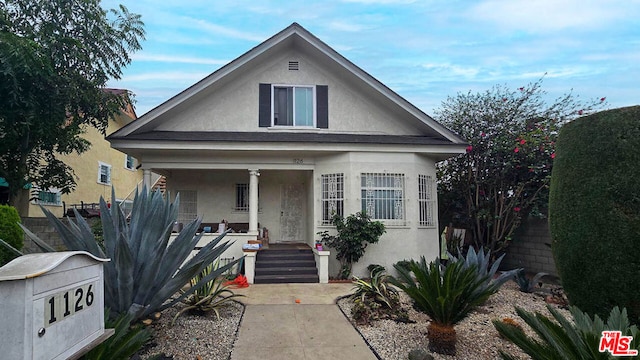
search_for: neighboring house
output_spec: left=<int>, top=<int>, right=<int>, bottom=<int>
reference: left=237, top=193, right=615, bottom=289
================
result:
left=18, top=89, right=144, bottom=218
left=108, top=23, right=466, bottom=279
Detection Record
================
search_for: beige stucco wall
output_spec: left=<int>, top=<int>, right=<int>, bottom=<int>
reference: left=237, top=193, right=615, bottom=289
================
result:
left=314, top=152, right=440, bottom=277
left=155, top=49, right=425, bottom=136
left=28, top=115, right=143, bottom=217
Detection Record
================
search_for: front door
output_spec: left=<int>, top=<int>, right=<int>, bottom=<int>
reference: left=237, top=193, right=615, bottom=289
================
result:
left=279, top=183, right=305, bottom=242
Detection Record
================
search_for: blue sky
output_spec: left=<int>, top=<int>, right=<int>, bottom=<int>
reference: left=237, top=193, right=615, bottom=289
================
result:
left=104, top=0, right=640, bottom=117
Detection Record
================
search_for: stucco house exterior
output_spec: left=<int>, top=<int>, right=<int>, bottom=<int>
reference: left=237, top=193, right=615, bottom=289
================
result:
left=3, top=89, right=144, bottom=218
left=108, top=23, right=466, bottom=280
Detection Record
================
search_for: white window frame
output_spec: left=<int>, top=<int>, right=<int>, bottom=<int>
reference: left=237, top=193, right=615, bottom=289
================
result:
left=124, top=154, right=136, bottom=170
left=418, top=174, right=436, bottom=227
left=361, top=173, right=406, bottom=226
left=98, top=162, right=111, bottom=185
left=321, top=173, right=344, bottom=225
left=271, top=84, right=316, bottom=127
left=33, top=188, right=62, bottom=206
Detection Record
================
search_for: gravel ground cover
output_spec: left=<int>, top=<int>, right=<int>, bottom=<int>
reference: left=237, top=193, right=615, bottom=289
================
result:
left=337, top=281, right=570, bottom=360
left=138, top=281, right=567, bottom=360
left=138, top=300, right=244, bottom=360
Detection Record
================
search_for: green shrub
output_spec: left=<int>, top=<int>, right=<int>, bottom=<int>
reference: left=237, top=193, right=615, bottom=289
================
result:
left=24, top=188, right=241, bottom=321
left=391, top=248, right=517, bottom=355
left=350, top=268, right=402, bottom=324
left=549, top=106, right=640, bottom=324
left=0, top=204, right=23, bottom=266
left=317, top=212, right=385, bottom=279
left=494, top=305, right=639, bottom=360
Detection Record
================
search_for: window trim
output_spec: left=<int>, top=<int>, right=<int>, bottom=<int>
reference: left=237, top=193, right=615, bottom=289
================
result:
left=98, top=162, right=112, bottom=185
left=270, top=84, right=316, bottom=128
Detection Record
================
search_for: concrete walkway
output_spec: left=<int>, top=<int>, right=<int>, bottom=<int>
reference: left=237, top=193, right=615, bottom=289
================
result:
left=231, top=284, right=378, bottom=360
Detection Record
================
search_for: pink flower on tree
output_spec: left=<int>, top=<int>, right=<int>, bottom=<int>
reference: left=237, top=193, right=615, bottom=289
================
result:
left=514, top=147, right=520, bottom=153
left=518, top=87, right=524, bottom=91
left=578, top=109, right=584, bottom=115
left=513, top=207, right=521, bottom=212
left=481, top=132, right=486, bottom=137
left=466, top=145, right=473, bottom=153
left=600, top=97, right=606, bottom=102
left=551, top=153, right=556, bottom=159
left=519, top=139, right=526, bottom=145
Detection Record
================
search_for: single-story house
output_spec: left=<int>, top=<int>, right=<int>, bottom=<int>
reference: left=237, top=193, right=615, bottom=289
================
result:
left=108, top=23, right=466, bottom=282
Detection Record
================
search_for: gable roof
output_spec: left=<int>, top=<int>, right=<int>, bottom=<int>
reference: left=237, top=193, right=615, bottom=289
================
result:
left=110, top=23, right=465, bottom=144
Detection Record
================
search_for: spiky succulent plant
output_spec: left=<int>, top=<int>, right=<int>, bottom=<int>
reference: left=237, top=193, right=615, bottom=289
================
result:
left=23, top=188, right=240, bottom=321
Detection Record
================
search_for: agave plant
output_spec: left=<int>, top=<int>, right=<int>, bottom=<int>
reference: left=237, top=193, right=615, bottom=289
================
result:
left=352, top=268, right=399, bottom=309
left=494, top=305, right=640, bottom=360
left=22, top=188, right=240, bottom=321
left=391, top=248, right=518, bottom=355
left=514, top=269, right=548, bottom=293
left=172, top=260, right=244, bottom=324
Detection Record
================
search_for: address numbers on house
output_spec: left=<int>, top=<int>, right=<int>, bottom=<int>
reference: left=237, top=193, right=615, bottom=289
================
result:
left=44, top=282, right=97, bottom=327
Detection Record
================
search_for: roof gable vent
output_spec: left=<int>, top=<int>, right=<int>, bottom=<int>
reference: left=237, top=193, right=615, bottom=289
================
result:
left=288, top=61, right=299, bottom=71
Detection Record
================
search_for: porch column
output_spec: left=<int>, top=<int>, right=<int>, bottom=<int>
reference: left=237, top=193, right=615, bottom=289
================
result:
left=248, top=169, right=260, bottom=234
left=143, top=169, right=152, bottom=190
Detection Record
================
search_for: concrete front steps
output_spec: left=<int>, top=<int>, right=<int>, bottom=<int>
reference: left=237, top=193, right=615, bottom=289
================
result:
left=254, top=244, right=319, bottom=284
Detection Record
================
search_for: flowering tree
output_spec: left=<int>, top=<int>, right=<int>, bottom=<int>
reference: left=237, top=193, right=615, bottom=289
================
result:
left=435, top=78, right=605, bottom=255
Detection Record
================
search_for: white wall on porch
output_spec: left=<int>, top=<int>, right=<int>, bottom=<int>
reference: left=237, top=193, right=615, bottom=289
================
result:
left=166, top=169, right=314, bottom=246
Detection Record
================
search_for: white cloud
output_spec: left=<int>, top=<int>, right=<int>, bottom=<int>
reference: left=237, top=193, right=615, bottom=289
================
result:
left=180, top=18, right=266, bottom=42
left=468, top=0, right=634, bottom=33
left=132, top=53, right=228, bottom=66
left=121, top=71, right=211, bottom=83
left=421, top=62, right=481, bottom=79
left=327, top=20, right=371, bottom=32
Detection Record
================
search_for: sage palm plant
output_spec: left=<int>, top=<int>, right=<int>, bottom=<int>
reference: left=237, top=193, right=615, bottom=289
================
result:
left=494, top=305, right=639, bottom=360
left=392, top=248, right=518, bottom=355
left=23, top=188, right=240, bottom=321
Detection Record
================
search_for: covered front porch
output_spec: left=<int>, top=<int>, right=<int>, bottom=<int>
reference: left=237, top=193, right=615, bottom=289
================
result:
left=157, top=168, right=329, bottom=283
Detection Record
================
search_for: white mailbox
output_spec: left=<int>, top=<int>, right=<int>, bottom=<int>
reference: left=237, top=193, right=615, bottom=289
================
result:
left=0, top=251, right=111, bottom=360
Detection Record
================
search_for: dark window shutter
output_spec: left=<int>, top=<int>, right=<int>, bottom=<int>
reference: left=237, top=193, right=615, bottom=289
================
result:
left=259, top=83, right=271, bottom=127
left=316, top=85, right=328, bottom=129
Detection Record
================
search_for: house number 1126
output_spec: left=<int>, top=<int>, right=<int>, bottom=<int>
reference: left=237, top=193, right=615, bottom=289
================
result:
left=44, top=282, right=96, bottom=327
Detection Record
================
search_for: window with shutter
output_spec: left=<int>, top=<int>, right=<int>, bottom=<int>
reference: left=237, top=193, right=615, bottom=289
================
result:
left=259, top=83, right=328, bottom=128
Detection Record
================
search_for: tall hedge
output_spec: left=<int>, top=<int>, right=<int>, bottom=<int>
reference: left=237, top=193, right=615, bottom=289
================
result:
left=549, top=105, right=640, bottom=324
left=0, top=205, right=23, bottom=266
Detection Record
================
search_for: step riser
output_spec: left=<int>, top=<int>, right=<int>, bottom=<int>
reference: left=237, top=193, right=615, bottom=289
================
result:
left=256, top=255, right=315, bottom=261
left=254, top=278, right=320, bottom=284
left=257, top=260, right=316, bottom=267
left=256, top=268, right=317, bottom=276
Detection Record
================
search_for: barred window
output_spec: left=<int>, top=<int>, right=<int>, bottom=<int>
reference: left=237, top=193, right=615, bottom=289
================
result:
left=177, top=190, right=197, bottom=225
left=361, top=173, right=405, bottom=225
left=419, top=175, right=436, bottom=227
left=235, top=184, right=249, bottom=211
left=321, top=173, right=344, bottom=225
